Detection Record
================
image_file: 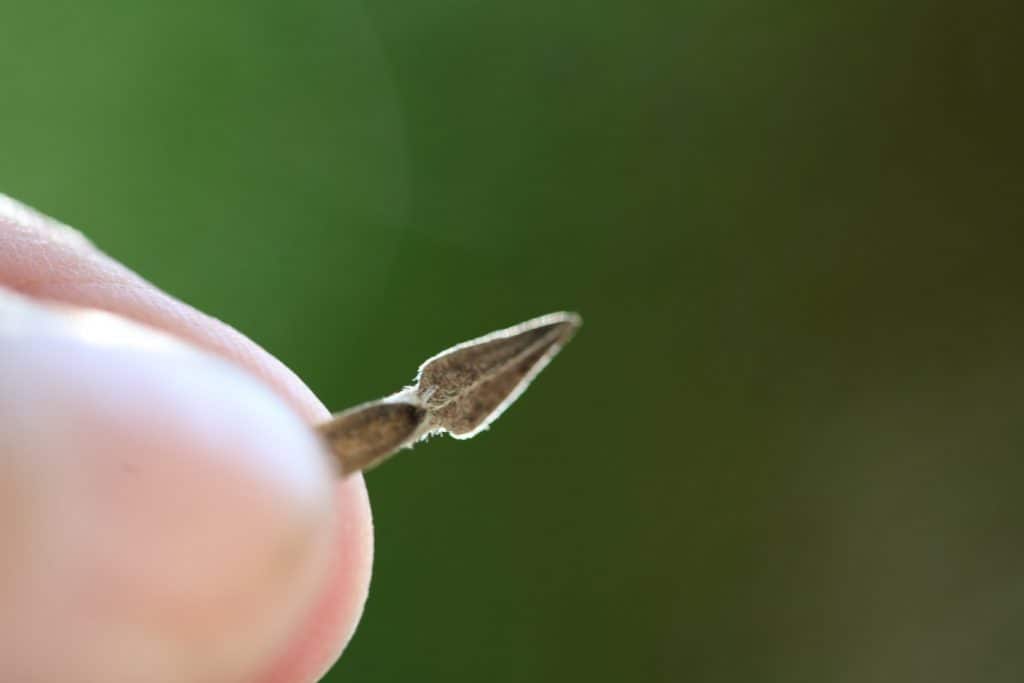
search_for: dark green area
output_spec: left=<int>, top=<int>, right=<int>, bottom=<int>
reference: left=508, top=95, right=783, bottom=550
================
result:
left=3, top=1, right=1023, bottom=680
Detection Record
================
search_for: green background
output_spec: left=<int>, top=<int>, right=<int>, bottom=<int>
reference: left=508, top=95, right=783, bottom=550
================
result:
left=3, top=1, right=1023, bottom=680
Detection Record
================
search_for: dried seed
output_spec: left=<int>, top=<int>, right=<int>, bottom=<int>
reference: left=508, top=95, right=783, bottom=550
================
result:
left=317, top=312, right=581, bottom=475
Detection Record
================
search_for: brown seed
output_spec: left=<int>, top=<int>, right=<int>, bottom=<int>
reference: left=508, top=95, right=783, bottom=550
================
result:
left=317, top=312, right=581, bottom=475
left=415, top=312, right=580, bottom=437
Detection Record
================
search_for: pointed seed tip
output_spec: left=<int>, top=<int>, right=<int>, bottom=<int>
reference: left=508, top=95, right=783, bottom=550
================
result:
left=547, top=310, right=581, bottom=325
left=551, top=311, right=582, bottom=344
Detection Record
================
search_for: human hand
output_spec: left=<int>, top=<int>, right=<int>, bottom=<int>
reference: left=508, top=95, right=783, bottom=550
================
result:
left=0, top=195, right=373, bottom=683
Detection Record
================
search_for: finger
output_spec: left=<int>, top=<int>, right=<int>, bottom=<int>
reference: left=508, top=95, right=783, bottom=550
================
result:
left=0, top=195, right=373, bottom=682
left=0, top=194, right=323, bottom=421
left=0, top=289, right=334, bottom=682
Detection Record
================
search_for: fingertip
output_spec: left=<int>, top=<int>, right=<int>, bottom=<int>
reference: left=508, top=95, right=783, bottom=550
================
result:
left=0, top=190, right=379, bottom=680
left=0, top=291, right=360, bottom=682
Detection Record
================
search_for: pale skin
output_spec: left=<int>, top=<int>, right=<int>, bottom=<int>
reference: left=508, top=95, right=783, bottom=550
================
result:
left=0, top=194, right=374, bottom=683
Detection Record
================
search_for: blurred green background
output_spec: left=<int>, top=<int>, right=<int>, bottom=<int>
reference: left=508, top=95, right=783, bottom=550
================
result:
left=3, top=0, right=1023, bottom=681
